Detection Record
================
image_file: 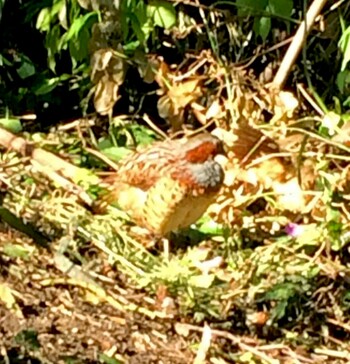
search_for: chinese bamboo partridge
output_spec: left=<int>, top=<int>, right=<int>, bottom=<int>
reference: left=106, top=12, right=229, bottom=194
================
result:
left=96, top=133, right=225, bottom=235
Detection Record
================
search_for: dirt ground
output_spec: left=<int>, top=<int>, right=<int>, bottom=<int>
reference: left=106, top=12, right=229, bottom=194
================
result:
left=0, top=224, right=194, bottom=364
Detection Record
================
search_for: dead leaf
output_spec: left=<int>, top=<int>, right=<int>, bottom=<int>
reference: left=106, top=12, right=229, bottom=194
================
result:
left=0, top=283, right=23, bottom=318
left=94, top=74, right=121, bottom=115
left=91, top=48, right=126, bottom=115
left=167, top=79, right=201, bottom=110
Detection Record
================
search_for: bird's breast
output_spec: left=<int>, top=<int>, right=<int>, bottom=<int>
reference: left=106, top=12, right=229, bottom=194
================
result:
left=171, top=160, right=224, bottom=194
left=140, top=177, right=220, bottom=235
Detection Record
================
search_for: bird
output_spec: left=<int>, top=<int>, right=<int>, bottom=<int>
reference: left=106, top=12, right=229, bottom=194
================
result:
left=95, top=133, right=225, bottom=236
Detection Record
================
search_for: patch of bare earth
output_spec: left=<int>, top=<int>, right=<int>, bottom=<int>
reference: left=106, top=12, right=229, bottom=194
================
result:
left=0, top=224, right=192, bottom=364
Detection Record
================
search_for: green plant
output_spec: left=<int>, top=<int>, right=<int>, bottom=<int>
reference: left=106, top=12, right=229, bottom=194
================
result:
left=337, top=21, right=350, bottom=107
left=120, top=0, right=177, bottom=53
left=36, top=0, right=98, bottom=72
left=227, top=0, right=294, bottom=41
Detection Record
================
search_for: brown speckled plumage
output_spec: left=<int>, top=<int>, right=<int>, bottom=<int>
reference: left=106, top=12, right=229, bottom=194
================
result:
left=96, top=134, right=225, bottom=235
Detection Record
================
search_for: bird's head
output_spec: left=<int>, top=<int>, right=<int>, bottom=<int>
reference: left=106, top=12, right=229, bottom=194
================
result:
left=182, top=133, right=225, bottom=164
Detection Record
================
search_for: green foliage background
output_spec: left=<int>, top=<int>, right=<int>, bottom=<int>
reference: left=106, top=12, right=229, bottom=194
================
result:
left=1, top=0, right=349, bottom=129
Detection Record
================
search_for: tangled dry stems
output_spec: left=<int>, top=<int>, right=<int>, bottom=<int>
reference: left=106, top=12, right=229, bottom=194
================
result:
left=1, top=118, right=350, bottom=362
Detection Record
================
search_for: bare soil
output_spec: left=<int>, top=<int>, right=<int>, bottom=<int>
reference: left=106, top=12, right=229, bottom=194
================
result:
left=0, top=224, right=193, bottom=364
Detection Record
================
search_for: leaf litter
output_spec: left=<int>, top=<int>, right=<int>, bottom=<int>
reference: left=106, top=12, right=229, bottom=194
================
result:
left=1, top=42, right=350, bottom=364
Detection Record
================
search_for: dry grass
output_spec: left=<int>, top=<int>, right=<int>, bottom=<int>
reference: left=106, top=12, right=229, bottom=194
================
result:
left=1, top=112, right=350, bottom=363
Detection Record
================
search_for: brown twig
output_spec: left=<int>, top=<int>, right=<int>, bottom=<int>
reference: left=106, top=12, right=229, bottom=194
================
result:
left=175, top=322, right=280, bottom=364
left=297, top=83, right=324, bottom=116
left=273, top=0, right=328, bottom=89
left=0, top=127, right=97, bottom=206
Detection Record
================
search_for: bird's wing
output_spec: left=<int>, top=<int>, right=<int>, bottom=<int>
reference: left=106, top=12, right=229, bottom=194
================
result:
left=104, top=140, right=181, bottom=190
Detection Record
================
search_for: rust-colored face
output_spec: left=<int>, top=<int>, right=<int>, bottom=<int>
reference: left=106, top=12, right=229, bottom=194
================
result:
left=184, top=134, right=224, bottom=163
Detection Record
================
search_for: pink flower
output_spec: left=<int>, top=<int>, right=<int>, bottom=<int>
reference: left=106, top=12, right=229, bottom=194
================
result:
left=285, top=223, right=304, bottom=237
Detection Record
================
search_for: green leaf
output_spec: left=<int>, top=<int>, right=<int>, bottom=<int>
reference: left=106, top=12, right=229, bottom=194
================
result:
left=47, top=49, right=57, bottom=73
left=99, top=353, right=123, bottom=364
left=344, top=96, right=350, bottom=108
left=3, top=244, right=31, bottom=259
left=69, top=29, right=90, bottom=68
left=97, top=138, right=113, bottom=150
left=148, top=0, right=176, bottom=29
left=295, top=224, right=322, bottom=247
left=134, top=1, right=148, bottom=27
left=15, top=330, right=40, bottom=350
left=58, top=1, right=68, bottom=29
left=17, top=60, right=36, bottom=79
left=271, top=300, right=289, bottom=321
left=46, top=24, right=62, bottom=71
left=73, top=168, right=100, bottom=188
left=133, top=16, right=152, bottom=44
left=196, top=216, right=224, bottom=235
left=120, top=4, right=130, bottom=42
left=269, top=0, right=293, bottom=18
left=264, top=282, right=297, bottom=301
left=128, top=124, right=158, bottom=145
left=342, top=290, right=350, bottom=307
left=236, top=0, right=267, bottom=16
left=36, top=8, right=51, bottom=31
left=100, top=146, right=132, bottom=162
left=36, top=0, right=65, bottom=32
left=33, top=77, right=61, bottom=95
left=339, top=26, right=350, bottom=72
left=132, top=2, right=153, bottom=44
left=123, top=40, right=141, bottom=53
left=0, top=54, right=12, bottom=66
left=254, top=16, right=271, bottom=41
left=336, top=69, right=350, bottom=93
left=189, top=274, right=215, bottom=288
left=64, top=12, right=98, bottom=42
left=46, top=24, right=62, bottom=52
left=0, top=117, right=22, bottom=133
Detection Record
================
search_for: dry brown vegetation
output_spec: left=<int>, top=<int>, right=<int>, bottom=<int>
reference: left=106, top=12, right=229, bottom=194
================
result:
left=1, top=0, right=350, bottom=363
